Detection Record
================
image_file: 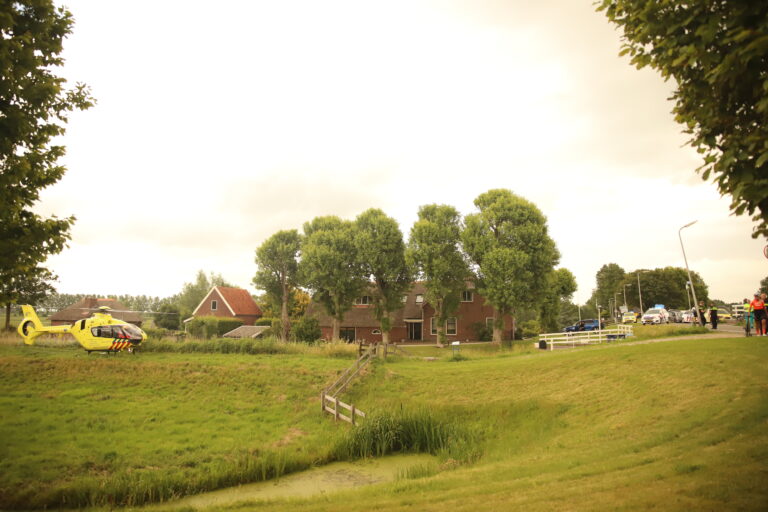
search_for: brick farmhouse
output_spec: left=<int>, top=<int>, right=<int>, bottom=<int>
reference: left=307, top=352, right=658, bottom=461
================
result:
left=307, top=283, right=514, bottom=343
left=190, top=286, right=263, bottom=326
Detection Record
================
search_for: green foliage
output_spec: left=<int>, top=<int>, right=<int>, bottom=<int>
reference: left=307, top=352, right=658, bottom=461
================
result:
left=0, top=1, right=93, bottom=310
left=0, top=266, right=56, bottom=330
left=153, top=302, right=180, bottom=330
left=589, top=263, right=626, bottom=310
left=539, top=268, right=577, bottom=332
left=598, top=0, right=768, bottom=238
left=520, top=319, right=542, bottom=339
left=462, top=189, right=560, bottom=341
left=469, top=321, right=492, bottom=342
left=300, top=216, right=367, bottom=338
left=175, top=270, right=232, bottom=319
left=253, top=229, right=302, bottom=341
left=354, top=209, right=413, bottom=340
left=407, top=204, right=469, bottom=344
left=760, top=276, right=768, bottom=295
left=629, top=267, right=708, bottom=311
left=290, top=315, right=321, bottom=343
left=332, top=408, right=480, bottom=463
left=185, top=316, right=243, bottom=339
left=255, top=316, right=275, bottom=326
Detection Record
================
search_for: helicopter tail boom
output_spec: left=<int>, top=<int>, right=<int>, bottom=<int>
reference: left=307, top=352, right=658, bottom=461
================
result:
left=17, top=305, right=70, bottom=345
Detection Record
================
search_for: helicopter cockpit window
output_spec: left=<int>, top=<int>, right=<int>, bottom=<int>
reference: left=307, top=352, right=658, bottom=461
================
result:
left=122, top=324, right=143, bottom=339
left=91, top=326, right=113, bottom=338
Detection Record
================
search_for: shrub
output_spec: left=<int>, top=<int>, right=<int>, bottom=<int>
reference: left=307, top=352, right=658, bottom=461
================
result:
left=186, top=317, right=244, bottom=339
left=291, top=316, right=321, bottom=343
left=520, top=320, right=541, bottom=339
left=255, top=317, right=274, bottom=326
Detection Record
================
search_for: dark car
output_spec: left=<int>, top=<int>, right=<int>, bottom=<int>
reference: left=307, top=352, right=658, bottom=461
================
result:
left=564, top=319, right=605, bottom=332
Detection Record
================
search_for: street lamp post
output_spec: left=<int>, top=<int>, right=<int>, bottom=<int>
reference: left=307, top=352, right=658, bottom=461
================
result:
left=679, top=221, right=701, bottom=326
left=615, top=292, right=622, bottom=322
left=637, top=271, right=645, bottom=312
left=623, top=283, right=630, bottom=311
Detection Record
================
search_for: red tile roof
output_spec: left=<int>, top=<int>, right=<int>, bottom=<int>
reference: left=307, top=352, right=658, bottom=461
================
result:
left=217, top=287, right=262, bottom=317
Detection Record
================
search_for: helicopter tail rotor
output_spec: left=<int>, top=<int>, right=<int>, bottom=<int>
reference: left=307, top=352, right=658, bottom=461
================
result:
left=18, top=305, right=44, bottom=345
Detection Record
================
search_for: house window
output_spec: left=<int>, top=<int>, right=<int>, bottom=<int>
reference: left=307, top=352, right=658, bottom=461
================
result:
left=486, top=317, right=494, bottom=330
left=372, top=329, right=382, bottom=334
left=415, top=294, right=424, bottom=304
left=402, top=295, right=408, bottom=303
left=446, top=317, right=457, bottom=335
left=431, top=317, right=457, bottom=335
left=211, top=300, right=217, bottom=311
left=354, top=296, right=372, bottom=306
left=461, top=291, right=473, bottom=302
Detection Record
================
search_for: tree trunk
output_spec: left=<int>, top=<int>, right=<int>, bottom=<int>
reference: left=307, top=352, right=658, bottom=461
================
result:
left=492, top=311, right=502, bottom=344
left=434, top=302, right=444, bottom=347
left=380, top=326, right=389, bottom=360
left=331, top=317, right=340, bottom=341
left=280, top=282, right=290, bottom=342
left=4, top=303, right=11, bottom=331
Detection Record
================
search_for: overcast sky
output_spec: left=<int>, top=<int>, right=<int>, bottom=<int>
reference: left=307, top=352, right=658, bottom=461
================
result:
left=36, top=0, right=766, bottom=305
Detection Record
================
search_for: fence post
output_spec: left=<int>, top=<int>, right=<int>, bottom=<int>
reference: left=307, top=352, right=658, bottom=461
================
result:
left=334, top=397, right=339, bottom=422
left=351, top=404, right=356, bottom=426
left=321, top=391, right=325, bottom=413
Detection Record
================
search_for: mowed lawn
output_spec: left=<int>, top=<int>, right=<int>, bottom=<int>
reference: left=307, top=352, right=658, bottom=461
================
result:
left=0, top=344, right=352, bottom=508
left=1, top=335, right=766, bottom=511
left=218, top=336, right=768, bottom=511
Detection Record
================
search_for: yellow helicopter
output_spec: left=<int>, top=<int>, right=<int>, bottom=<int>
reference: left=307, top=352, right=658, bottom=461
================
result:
left=17, top=305, right=147, bottom=353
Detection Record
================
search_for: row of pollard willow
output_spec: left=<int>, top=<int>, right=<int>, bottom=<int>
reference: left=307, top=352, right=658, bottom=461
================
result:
left=320, top=342, right=378, bottom=425
left=538, top=324, right=634, bottom=351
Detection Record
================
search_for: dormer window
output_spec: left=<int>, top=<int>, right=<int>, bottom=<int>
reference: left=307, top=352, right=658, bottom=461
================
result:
left=354, top=296, right=372, bottom=306
left=211, top=300, right=217, bottom=311
left=461, top=291, right=473, bottom=302
left=415, top=294, right=424, bottom=304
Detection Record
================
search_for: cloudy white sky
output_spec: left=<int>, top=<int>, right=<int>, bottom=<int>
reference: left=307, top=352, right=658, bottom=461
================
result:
left=36, top=0, right=766, bottom=304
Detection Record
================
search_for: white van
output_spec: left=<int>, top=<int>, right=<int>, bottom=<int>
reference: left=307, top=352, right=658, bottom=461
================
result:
left=641, top=307, right=669, bottom=325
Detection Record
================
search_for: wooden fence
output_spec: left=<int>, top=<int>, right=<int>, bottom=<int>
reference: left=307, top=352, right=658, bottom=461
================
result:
left=320, top=343, right=375, bottom=424
left=538, top=324, right=633, bottom=350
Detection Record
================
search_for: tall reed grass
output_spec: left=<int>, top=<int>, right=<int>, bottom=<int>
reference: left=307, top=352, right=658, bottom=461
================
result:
left=143, top=336, right=357, bottom=359
left=332, top=408, right=482, bottom=465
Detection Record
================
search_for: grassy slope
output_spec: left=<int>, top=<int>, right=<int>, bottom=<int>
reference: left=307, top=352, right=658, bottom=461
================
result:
left=0, top=344, right=351, bottom=508
left=222, top=336, right=768, bottom=511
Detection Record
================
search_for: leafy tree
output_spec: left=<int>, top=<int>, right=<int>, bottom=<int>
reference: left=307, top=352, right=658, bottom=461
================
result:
left=539, top=268, right=577, bottom=332
left=176, top=270, right=232, bottom=320
left=1, top=266, right=56, bottom=330
left=253, top=230, right=301, bottom=341
left=624, top=267, right=708, bottom=311
left=588, top=263, right=626, bottom=312
left=299, top=216, right=367, bottom=340
left=598, top=1, right=768, bottom=238
left=354, top=209, right=413, bottom=351
left=408, top=204, right=469, bottom=346
left=153, top=302, right=181, bottom=330
left=0, top=2, right=94, bottom=302
left=760, top=276, right=768, bottom=295
left=463, top=189, right=560, bottom=343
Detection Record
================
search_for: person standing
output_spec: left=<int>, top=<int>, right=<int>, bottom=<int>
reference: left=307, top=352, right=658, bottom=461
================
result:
left=751, top=293, right=766, bottom=336
left=697, top=301, right=707, bottom=327
left=743, top=298, right=754, bottom=336
left=709, top=303, right=719, bottom=330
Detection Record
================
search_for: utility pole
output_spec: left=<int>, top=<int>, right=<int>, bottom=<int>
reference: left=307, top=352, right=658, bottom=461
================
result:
left=679, top=221, right=701, bottom=326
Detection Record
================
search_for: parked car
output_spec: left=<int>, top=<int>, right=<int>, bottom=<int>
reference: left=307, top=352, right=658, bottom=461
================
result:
left=564, top=319, right=605, bottom=332
left=668, top=309, right=682, bottom=323
left=681, top=309, right=696, bottom=323
left=621, top=312, right=637, bottom=323
left=717, top=308, right=732, bottom=320
left=641, top=308, right=669, bottom=325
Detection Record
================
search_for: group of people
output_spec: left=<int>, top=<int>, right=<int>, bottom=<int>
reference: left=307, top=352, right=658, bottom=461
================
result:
left=692, top=293, right=767, bottom=336
left=744, top=293, right=767, bottom=337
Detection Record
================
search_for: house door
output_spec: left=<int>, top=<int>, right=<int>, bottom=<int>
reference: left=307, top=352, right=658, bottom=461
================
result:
left=407, top=322, right=422, bottom=341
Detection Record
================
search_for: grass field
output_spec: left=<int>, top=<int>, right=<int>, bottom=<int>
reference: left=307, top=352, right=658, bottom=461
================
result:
left=1, top=331, right=766, bottom=511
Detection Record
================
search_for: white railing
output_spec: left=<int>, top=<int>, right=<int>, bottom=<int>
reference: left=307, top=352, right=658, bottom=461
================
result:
left=538, top=324, right=633, bottom=351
